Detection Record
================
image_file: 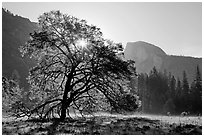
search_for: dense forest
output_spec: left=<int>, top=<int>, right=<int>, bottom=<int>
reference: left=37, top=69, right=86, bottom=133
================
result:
left=136, top=66, right=202, bottom=115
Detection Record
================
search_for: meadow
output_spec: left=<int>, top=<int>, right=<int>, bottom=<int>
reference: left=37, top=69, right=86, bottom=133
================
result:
left=2, top=112, right=202, bottom=135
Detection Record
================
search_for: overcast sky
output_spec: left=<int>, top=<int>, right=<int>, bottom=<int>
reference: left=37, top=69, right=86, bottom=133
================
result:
left=2, top=2, right=202, bottom=57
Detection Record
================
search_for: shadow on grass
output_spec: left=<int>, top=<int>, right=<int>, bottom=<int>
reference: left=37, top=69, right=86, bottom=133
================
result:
left=2, top=116, right=202, bottom=135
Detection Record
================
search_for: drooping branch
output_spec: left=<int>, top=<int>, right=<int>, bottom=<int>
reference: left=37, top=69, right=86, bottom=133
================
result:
left=17, top=10, right=139, bottom=120
left=43, top=102, right=62, bottom=119
left=31, top=99, right=62, bottom=113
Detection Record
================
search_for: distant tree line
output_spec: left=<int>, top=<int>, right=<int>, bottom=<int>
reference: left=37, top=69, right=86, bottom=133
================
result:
left=136, top=66, right=202, bottom=115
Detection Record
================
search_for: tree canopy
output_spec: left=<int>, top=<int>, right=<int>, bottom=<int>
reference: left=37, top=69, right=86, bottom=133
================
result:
left=19, top=11, right=137, bottom=121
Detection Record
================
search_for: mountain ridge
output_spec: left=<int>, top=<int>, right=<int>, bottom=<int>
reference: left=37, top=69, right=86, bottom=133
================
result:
left=124, top=41, right=202, bottom=83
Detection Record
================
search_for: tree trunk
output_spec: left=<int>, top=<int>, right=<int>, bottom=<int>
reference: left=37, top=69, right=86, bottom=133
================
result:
left=60, top=98, right=72, bottom=121
left=60, top=68, right=75, bottom=121
left=60, top=100, right=67, bottom=121
left=60, top=84, right=70, bottom=121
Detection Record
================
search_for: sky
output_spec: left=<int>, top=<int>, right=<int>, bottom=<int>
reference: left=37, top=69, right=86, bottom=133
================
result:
left=2, top=2, right=202, bottom=57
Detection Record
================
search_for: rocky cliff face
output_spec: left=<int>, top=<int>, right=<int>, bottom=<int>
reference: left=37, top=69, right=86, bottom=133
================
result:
left=124, top=41, right=201, bottom=83
left=125, top=41, right=166, bottom=73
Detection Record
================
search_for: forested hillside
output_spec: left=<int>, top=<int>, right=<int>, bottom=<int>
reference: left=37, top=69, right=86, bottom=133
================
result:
left=2, top=8, right=37, bottom=90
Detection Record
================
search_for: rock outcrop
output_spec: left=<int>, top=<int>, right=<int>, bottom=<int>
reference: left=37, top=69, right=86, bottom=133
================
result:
left=124, top=41, right=201, bottom=83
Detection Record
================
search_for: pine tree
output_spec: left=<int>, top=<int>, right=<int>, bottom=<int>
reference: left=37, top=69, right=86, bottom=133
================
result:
left=195, top=66, right=202, bottom=93
left=170, top=76, right=176, bottom=98
left=182, top=71, right=189, bottom=93
left=181, top=71, right=190, bottom=111
left=176, top=78, right=182, bottom=96
left=191, top=66, right=202, bottom=114
left=138, top=73, right=149, bottom=112
left=174, top=78, right=182, bottom=113
left=148, top=67, right=168, bottom=113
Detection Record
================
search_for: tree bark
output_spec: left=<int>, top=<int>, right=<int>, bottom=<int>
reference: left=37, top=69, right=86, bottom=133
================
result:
left=60, top=68, right=75, bottom=121
left=60, top=100, right=67, bottom=121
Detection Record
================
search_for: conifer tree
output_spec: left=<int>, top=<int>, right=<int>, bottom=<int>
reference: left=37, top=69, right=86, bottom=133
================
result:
left=191, top=66, right=202, bottom=114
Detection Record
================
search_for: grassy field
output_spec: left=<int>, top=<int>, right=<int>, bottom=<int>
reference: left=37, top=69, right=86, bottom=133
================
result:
left=2, top=112, right=202, bottom=135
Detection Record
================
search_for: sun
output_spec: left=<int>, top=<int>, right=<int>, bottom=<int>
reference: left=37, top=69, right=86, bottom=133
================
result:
left=77, top=39, right=87, bottom=48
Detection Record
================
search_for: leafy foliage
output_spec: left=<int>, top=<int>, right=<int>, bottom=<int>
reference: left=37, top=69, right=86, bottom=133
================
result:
left=2, top=77, right=30, bottom=117
left=117, top=93, right=141, bottom=112
left=18, top=10, right=139, bottom=120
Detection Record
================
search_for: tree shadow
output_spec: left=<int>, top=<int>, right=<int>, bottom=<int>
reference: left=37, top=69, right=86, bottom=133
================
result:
left=47, top=119, right=61, bottom=135
left=3, top=116, right=202, bottom=135
left=23, top=118, right=61, bottom=135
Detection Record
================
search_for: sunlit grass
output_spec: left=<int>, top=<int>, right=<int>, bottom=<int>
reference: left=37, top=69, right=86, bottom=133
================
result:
left=2, top=112, right=202, bottom=135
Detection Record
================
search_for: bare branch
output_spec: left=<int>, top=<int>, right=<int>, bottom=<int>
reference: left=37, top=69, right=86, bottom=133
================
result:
left=31, top=99, right=62, bottom=113
left=43, top=102, right=62, bottom=119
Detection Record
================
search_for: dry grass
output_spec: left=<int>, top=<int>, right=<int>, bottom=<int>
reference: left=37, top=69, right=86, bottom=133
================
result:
left=2, top=112, right=202, bottom=135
